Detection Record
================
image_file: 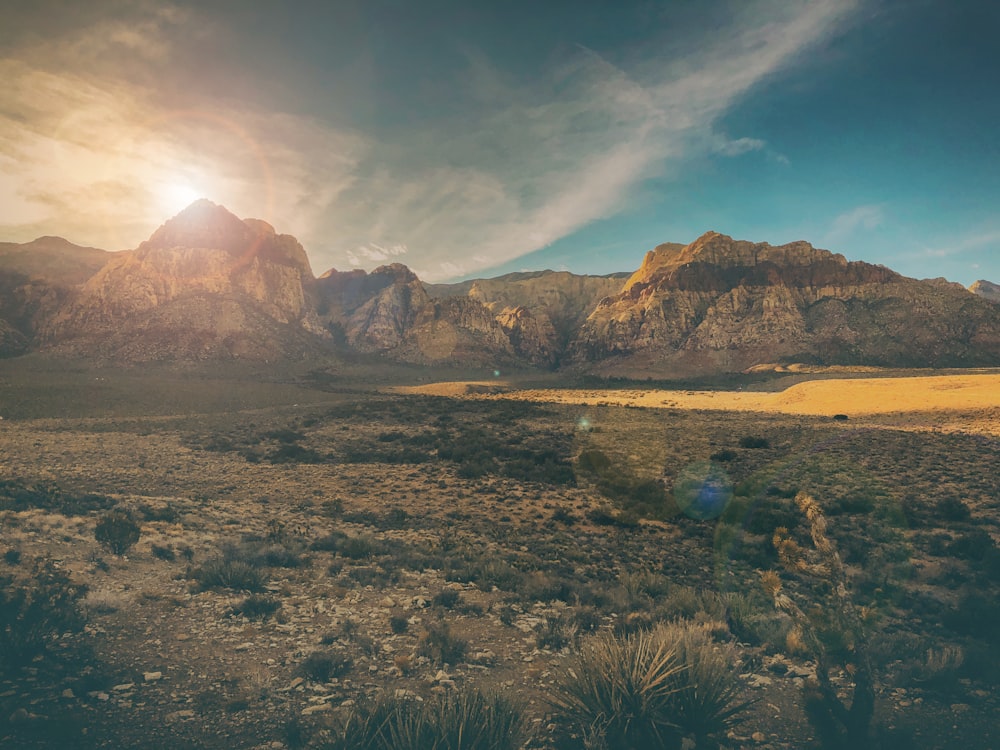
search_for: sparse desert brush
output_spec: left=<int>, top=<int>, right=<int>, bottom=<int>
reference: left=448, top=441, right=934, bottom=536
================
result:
left=535, top=613, right=578, bottom=651
left=94, top=507, right=141, bottom=556
left=418, top=620, right=467, bottom=666
left=326, top=689, right=527, bottom=750
left=228, top=594, right=281, bottom=621
left=298, top=649, right=353, bottom=682
left=0, top=558, right=87, bottom=669
left=552, top=620, right=749, bottom=747
left=190, top=557, right=266, bottom=592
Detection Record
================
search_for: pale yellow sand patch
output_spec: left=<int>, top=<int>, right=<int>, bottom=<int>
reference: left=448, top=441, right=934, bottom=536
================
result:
left=391, top=374, right=1000, bottom=435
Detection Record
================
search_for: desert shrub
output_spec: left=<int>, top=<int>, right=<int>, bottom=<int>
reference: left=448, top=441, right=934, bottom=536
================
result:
left=832, top=414, right=849, bottom=421
left=577, top=449, right=612, bottom=474
left=738, top=436, right=770, bottom=449
left=3, top=548, right=22, bottom=565
left=0, top=558, right=87, bottom=670
left=935, top=497, right=971, bottom=523
left=947, top=528, right=996, bottom=561
left=311, top=530, right=348, bottom=552
left=390, top=614, right=410, bottom=634
left=151, top=543, right=176, bottom=561
left=0, top=478, right=113, bottom=516
left=191, top=557, right=265, bottom=592
left=137, top=502, right=180, bottom=523
left=94, top=508, right=141, bottom=555
left=267, top=443, right=323, bottom=464
left=536, top=614, right=577, bottom=651
left=551, top=507, right=578, bottom=525
left=340, top=535, right=379, bottom=560
left=418, top=621, right=467, bottom=666
left=519, top=571, right=574, bottom=604
left=299, top=650, right=353, bottom=682
left=572, top=606, right=602, bottom=634
left=710, top=449, right=738, bottom=462
left=552, top=621, right=749, bottom=747
left=327, top=689, right=526, bottom=750
left=432, top=588, right=461, bottom=610
left=444, top=555, right=520, bottom=591
left=228, top=594, right=281, bottom=621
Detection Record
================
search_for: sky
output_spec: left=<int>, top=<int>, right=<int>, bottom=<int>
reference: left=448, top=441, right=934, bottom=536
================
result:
left=1, top=0, right=998, bottom=285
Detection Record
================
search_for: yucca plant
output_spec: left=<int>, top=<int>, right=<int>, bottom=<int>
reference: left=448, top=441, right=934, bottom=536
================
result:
left=328, top=689, right=527, bottom=750
left=666, top=622, right=754, bottom=740
left=552, top=622, right=751, bottom=748
left=550, top=626, right=685, bottom=749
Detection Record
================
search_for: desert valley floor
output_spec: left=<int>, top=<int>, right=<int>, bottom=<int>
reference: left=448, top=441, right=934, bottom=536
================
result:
left=1, top=358, right=998, bottom=749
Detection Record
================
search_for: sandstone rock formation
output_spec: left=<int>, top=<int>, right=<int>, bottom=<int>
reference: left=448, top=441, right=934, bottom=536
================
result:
left=971, top=279, right=1000, bottom=303
left=571, top=232, right=1000, bottom=376
left=44, top=200, right=327, bottom=361
left=3, top=205, right=999, bottom=374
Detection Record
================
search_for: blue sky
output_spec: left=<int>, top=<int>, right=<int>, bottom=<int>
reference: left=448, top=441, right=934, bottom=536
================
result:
left=1, top=0, right=997, bottom=285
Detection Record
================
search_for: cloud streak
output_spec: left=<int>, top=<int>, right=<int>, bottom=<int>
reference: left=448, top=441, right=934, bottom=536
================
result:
left=0, top=0, right=859, bottom=280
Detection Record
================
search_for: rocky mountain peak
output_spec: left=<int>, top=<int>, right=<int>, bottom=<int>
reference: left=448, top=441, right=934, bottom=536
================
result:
left=142, top=199, right=251, bottom=255
left=678, top=231, right=843, bottom=268
left=970, top=279, right=1000, bottom=303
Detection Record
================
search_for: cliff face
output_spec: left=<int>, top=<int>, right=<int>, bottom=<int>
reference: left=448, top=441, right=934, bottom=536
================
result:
left=427, top=269, right=627, bottom=365
left=43, top=200, right=327, bottom=361
left=317, top=265, right=517, bottom=365
left=3, top=208, right=999, bottom=374
left=570, top=232, right=1000, bottom=375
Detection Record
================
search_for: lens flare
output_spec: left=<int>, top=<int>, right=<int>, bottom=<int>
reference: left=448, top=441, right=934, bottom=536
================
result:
left=673, top=461, right=733, bottom=520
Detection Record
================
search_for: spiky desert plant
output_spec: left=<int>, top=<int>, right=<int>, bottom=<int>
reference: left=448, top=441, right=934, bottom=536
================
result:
left=764, top=492, right=875, bottom=748
left=551, top=625, right=684, bottom=749
left=552, top=621, right=751, bottom=748
left=665, top=622, right=753, bottom=739
left=190, top=557, right=265, bottom=592
left=327, top=689, right=526, bottom=750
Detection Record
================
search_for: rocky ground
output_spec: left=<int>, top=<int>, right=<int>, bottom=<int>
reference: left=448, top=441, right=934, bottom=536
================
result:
left=1, top=366, right=998, bottom=748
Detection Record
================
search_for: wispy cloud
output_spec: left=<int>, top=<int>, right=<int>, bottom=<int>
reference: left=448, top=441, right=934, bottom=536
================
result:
left=0, top=0, right=859, bottom=280
left=919, top=230, right=1000, bottom=258
left=824, top=204, right=885, bottom=246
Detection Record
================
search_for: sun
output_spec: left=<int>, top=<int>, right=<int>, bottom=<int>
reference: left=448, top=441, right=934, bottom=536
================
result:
left=160, top=182, right=205, bottom=214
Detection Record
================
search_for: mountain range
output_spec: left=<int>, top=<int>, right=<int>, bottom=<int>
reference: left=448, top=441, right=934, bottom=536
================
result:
left=2, top=199, right=999, bottom=376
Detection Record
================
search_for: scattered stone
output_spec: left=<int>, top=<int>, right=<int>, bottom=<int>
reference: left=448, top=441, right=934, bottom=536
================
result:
left=752, top=731, right=767, bottom=743
left=144, top=671, right=163, bottom=682
left=113, top=683, right=135, bottom=692
left=301, top=703, right=330, bottom=716
left=61, top=688, right=76, bottom=699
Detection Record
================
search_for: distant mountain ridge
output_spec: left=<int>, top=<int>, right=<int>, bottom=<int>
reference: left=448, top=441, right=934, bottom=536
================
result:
left=2, top=200, right=999, bottom=374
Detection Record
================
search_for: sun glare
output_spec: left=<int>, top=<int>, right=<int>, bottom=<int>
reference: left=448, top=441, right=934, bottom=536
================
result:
left=161, top=182, right=205, bottom=214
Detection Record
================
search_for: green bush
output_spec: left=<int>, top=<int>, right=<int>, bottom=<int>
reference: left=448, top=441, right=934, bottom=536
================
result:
left=94, top=508, right=141, bottom=555
left=0, top=559, right=87, bottom=670
left=551, top=622, right=749, bottom=747
left=327, top=689, right=526, bottom=750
